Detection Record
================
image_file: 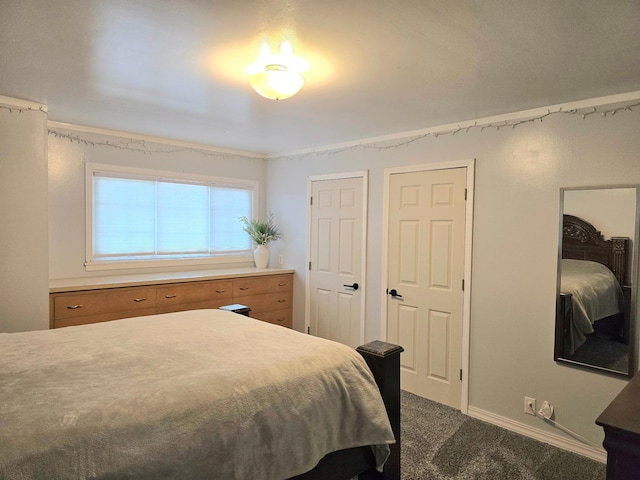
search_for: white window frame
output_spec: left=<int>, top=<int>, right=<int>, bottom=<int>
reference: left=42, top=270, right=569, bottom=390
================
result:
left=85, top=163, right=258, bottom=271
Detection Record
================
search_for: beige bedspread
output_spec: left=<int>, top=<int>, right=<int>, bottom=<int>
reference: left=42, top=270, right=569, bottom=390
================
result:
left=561, top=259, right=624, bottom=354
left=0, top=310, right=394, bottom=479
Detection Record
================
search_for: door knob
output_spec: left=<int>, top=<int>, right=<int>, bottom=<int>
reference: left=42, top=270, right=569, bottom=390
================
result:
left=343, top=283, right=359, bottom=290
left=387, top=288, right=403, bottom=299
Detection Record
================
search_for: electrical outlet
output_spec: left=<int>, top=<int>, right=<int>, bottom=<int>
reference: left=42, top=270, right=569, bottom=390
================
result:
left=524, top=396, right=536, bottom=415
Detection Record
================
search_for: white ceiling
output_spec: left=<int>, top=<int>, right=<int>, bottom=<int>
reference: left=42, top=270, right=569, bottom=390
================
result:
left=1, top=0, right=639, bottom=156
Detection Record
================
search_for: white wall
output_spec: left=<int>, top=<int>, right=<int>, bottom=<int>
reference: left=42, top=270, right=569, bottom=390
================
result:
left=265, top=106, right=640, bottom=447
left=0, top=101, right=49, bottom=332
left=10, top=93, right=639, bottom=450
left=48, top=127, right=268, bottom=280
left=563, top=187, right=636, bottom=240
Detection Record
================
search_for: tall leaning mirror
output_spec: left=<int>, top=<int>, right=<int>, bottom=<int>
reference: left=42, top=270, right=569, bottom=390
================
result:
left=555, top=186, right=639, bottom=377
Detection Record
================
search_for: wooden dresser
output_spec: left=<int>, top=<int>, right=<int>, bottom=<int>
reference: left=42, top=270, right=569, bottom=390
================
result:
left=596, top=374, right=640, bottom=480
left=50, top=269, right=294, bottom=329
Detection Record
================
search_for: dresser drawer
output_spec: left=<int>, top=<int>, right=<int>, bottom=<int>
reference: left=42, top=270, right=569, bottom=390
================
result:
left=156, top=280, right=233, bottom=308
left=54, top=309, right=157, bottom=328
left=53, top=287, right=157, bottom=321
left=50, top=271, right=294, bottom=329
left=233, top=274, right=292, bottom=297
left=235, top=291, right=292, bottom=315
left=251, top=309, right=292, bottom=328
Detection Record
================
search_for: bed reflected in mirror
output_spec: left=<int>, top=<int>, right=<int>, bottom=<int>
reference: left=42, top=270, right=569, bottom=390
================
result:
left=555, top=187, right=639, bottom=377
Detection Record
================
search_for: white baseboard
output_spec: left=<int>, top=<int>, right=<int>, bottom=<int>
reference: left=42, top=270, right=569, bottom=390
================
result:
left=467, top=406, right=607, bottom=464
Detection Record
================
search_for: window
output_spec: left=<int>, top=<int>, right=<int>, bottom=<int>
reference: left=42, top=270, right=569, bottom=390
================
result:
left=86, top=164, right=257, bottom=270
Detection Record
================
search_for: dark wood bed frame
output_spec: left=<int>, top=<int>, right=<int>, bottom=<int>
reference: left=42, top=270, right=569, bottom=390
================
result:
left=561, top=214, right=628, bottom=285
left=290, top=341, right=403, bottom=480
left=555, top=214, right=631, bottom=358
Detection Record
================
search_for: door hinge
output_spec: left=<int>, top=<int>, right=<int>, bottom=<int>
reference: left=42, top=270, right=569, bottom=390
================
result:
left=464, top=188, right=468, bottom=200
left=310, top=196, right=313, bottom=206
left=307, top=326, right=311, bottom=334
left=309, top=261, right=312, bottom=270
left=462, top=279, right=465, bottom=291
left=460, top=369, right=463, bottom=381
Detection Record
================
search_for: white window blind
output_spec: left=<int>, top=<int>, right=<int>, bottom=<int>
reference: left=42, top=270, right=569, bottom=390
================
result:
left=88, top=166, right=255, bottom=268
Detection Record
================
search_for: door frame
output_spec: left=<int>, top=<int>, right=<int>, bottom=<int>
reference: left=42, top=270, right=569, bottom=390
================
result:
left=305, top=171, right=369, bottom=344
left=381, top=159, right=475, bottom=414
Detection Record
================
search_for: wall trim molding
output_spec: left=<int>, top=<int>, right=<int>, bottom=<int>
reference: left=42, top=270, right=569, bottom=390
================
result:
left=0, top=95, right=47, bottom=112
left=467, top=405, right=607, bottom=464
left=13, top=90, right=639, bottom=160
left=271, top=90, right=640, bottom=159
left=47, top=120, right=264, bottom=159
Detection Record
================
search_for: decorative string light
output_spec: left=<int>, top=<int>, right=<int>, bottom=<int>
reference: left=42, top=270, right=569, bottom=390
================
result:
left=47, top=130, right=256, bottom=161
left=274, top=101, right=640, bottom=160
left=0, top=104, right=47, bottom=115
left=3, top=100, right=638, bottom=160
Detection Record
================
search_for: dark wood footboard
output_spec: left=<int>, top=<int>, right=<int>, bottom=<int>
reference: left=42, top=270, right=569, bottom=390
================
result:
left=357, top=341, right=404, bottom=480
left=290, top=341, right=403, bottom=480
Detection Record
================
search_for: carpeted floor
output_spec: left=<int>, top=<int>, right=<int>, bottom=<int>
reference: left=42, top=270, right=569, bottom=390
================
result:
left=564, top=335, right=629, bottom=373
left=401, top=390, right=606, bottom=480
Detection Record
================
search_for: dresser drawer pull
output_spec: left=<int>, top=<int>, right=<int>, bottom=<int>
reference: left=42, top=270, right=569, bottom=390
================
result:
left=67, top=304, right=83, bottom=310
left=239, top=287, right=249, bottom=291
left=164, top=294, right=177, bottom=299
left=133, top=298, right=147, bottom=302
left=278, top=283, right=286, bottom=287
left=277, top=318, right=285, bottom=322
left=215, top=289, right=226, bottom=293
left=277, top=299, right=286, bottom=303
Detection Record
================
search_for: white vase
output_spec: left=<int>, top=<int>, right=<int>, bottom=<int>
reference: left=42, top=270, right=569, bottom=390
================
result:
left=253, top=244, right=270, bottom=268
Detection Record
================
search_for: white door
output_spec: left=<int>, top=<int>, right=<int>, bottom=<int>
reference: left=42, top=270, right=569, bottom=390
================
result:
left=386, top=167, right=467, bottom=409
left=308, top=175, right=366, bottom=348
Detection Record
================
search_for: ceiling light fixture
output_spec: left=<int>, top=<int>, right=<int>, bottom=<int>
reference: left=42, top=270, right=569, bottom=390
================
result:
left=246, top=42, right=309, bottom=100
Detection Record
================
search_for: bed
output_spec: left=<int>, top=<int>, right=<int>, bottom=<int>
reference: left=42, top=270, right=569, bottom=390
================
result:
left=556, top=214, right=630, bottom=355
left=0, top=309, right=401, bottom=480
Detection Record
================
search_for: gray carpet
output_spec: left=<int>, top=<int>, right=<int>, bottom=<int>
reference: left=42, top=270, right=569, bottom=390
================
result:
left=401, top=391, right=606, bottom=480
left=565, top=335, right=629, bottom=373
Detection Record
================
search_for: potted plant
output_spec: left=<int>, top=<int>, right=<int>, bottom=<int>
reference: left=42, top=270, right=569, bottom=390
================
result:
left=238, top=213, right=282, bottom=268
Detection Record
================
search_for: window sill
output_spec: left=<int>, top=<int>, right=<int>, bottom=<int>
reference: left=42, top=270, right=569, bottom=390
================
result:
left=85, top=254, right=254, bottom=272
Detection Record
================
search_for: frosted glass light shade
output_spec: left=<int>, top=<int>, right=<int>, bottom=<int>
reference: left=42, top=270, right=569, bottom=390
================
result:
left=249, top=64, right=305, bottom=100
